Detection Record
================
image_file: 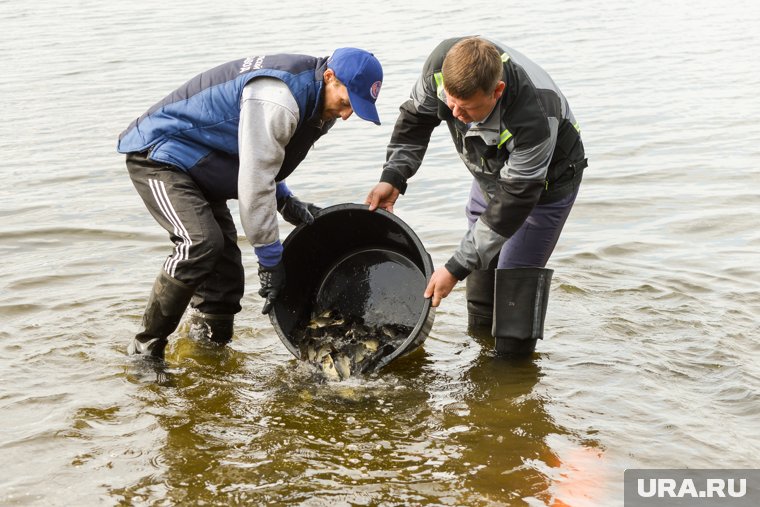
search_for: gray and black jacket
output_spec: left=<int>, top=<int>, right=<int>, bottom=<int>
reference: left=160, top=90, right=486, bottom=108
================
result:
left=380, top=37, right=587, bottom=279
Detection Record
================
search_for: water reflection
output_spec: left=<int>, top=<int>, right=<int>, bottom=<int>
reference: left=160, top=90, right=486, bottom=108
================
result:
left=114, top=337, right=255, bottom=503
left=458, top=331, right=608, bottom=506
left=112, top=326, right=604, bottom=504
left=457, top=336, right=562, bottom=504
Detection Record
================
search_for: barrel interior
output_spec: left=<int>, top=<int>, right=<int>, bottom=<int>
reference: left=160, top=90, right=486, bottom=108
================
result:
left=270, top=205, right=433, bottom=363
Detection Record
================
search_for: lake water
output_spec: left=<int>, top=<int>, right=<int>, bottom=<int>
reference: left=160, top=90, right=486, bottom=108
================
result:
left=1, top=0, right=759, bottom=505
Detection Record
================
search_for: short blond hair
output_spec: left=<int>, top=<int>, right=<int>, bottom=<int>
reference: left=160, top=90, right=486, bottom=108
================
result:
left=442, top=37, right=502, bottom=98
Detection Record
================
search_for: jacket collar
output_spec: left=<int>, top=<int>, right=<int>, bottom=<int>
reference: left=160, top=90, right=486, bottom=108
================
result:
left=463, top=100, right=502, bottom=146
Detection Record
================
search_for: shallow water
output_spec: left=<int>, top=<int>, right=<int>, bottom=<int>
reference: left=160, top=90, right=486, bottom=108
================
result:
left=1, top=0, right=759, bottom=505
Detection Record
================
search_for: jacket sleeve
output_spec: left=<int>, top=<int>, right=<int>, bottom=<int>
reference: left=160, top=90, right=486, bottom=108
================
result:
left=380, top=70, right=442, bottom=194
left=237, top=78, right=299, bottom=264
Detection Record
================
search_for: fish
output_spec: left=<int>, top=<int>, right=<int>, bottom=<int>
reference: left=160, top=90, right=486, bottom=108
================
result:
left=333, top=353, right=351, bottom=380
left=381, top=325, right=396, bottom=339
left=320, top=353, right=340, bottom=382
left=350, top=342, right=369, bottom=365
left=307, top=309, right=345, bottom=329
left=296, top=310, right=412, bottom=382
left=303, top=341, right=331, bottom=362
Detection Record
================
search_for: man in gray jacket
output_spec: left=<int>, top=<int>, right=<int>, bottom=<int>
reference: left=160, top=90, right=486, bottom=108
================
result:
left=119, top=48, right=383, bottom=359
left=366, top=37, right=585, bottom=354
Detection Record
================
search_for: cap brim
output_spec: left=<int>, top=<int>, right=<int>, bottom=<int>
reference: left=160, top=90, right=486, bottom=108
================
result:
left=347, top=91, right=381, bottom=125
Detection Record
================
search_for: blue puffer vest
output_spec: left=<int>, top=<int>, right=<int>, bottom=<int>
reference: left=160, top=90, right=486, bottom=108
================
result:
left=118, top=54, right=329, bottom=199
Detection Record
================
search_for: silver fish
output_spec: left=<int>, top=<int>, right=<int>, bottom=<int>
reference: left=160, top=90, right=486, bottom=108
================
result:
left=297, top=310, right=412, bottom=380
left=381, top=325, right=396, bottom=339
left=363, top=338, right=379, bottom=352
left=307, top=309, right=345, bottom=329
left=333, top=353, right=351, bottom=380
left=320, top=353, right=340, bottom=382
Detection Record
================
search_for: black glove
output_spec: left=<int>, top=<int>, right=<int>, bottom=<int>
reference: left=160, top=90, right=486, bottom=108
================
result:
left=278, top=195, right=321, bottom=226
left=258, top=262, right=286, bottom=315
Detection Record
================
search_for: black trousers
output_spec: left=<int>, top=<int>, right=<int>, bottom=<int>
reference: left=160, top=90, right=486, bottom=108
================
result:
left=126, top=151, right=244, bottom=316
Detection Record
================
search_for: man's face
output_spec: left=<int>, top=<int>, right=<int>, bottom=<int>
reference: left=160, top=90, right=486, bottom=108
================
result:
left=445, top=81, right=505, bottom=124
left=321, top=70, right=353, bottom=122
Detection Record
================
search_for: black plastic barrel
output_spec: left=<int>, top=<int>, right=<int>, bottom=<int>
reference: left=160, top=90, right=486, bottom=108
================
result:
left=269, top=204, right=435, bottom=371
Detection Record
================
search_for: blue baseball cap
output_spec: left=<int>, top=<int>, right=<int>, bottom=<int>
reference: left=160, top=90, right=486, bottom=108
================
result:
left=327, top=47, right=383, bottom=125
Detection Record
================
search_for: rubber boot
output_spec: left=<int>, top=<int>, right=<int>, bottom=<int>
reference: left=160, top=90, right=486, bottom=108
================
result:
left=492, top=268, right=553, bottom=356
left=128, top=272, right=195, bottom=359
left=466, top=268, right=495, bottom=336
left=188, top=312, right=234, bottom=345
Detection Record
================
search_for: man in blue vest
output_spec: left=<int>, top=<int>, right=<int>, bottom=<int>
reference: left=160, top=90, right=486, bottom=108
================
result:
left=365, top=37, right=586, bottom=355
left=118, top=48, right=383, bottom=359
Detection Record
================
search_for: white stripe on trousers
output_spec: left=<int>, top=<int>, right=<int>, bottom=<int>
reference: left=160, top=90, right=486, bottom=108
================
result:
left=148, top=179, right=192, bottom=278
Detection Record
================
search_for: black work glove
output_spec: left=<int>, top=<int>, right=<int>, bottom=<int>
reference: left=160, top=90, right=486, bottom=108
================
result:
left=258, top=262, right=286, bottom=315
left=278, top=195, right=322, bottom=226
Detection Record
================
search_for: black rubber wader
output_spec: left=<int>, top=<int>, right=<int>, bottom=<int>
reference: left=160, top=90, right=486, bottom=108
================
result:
left=128, top=272, right=195, bottom=359
left=467, top=267, right=553, bottom=356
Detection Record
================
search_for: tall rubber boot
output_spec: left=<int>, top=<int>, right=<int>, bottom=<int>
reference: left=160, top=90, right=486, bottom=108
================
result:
left=188, top=312, right=234, bottom=345
left=466, top=268, right=495, bottom=335
left=128, top=272, right=195, bottom=359
left=492, top=268, right=553, bottom=356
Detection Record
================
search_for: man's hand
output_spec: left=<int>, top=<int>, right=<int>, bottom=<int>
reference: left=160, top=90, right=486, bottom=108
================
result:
left=279, top=195, right=321, bottom=226
left=365, top=182, right=400, bottom=213
left=424, top=267, right=459, bottom=307
left=258, top=262, right=286, bottom=314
